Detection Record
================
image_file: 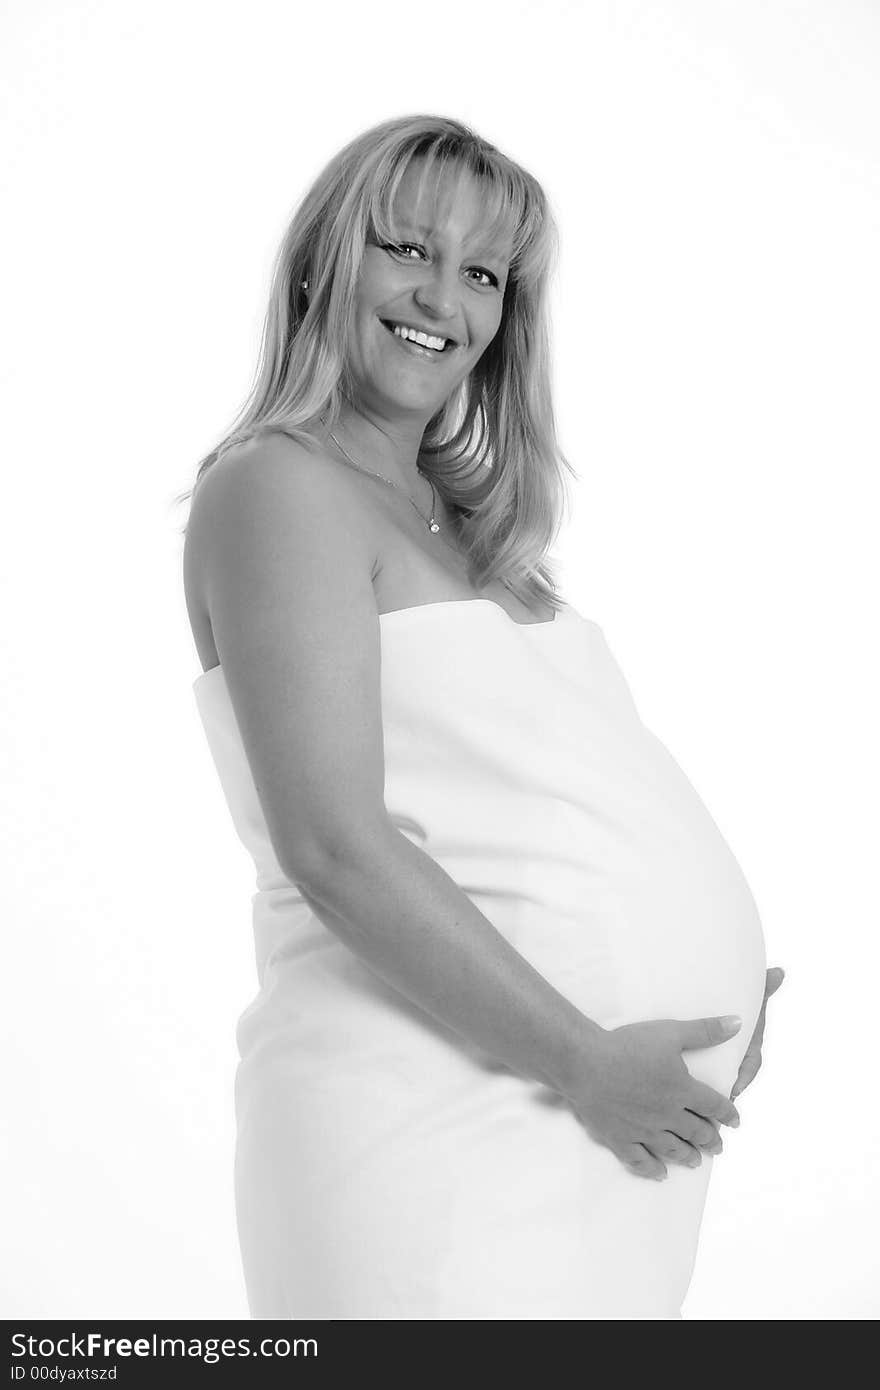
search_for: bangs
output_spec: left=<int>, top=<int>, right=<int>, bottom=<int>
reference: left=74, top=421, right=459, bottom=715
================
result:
left=366, top=135, right=532, bottom=267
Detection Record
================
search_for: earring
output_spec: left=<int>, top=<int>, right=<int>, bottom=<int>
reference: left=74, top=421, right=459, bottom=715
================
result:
left=301, top=278, right=309, bottom=291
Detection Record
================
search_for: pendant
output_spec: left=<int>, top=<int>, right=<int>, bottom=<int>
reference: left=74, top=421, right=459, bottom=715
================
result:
left=429, top=520, right=440, bottom=533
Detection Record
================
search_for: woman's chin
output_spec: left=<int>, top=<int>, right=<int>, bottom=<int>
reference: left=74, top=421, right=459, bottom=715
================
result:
left=362, top=370, right=456, bottom=413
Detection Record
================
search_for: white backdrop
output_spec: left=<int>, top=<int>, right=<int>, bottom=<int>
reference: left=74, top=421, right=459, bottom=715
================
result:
left=2, top=0, right=877, bottom=1320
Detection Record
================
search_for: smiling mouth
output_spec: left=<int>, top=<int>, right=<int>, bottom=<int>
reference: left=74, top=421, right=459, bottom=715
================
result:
left=380, top=319, right=458, bottom=354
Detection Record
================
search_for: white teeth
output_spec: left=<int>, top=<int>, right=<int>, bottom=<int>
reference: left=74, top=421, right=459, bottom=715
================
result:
left=390, top=323, right=448, bottom=351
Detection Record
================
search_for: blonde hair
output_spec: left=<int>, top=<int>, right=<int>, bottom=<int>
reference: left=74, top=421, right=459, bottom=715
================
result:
left=173, top=114, right=578, bottom=611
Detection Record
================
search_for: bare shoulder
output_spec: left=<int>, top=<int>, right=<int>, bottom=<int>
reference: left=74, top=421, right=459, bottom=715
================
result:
left=187, top=431, right=378, bottom=606
left=185, top=430, right=391, bottom=884
left=183, top=430, right=376, bottom=672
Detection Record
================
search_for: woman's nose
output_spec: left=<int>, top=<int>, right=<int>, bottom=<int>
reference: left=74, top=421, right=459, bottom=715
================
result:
left=413, top=267, right=460, bottom=319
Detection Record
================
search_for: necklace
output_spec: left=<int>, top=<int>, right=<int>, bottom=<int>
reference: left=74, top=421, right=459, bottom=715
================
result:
left=322, top=419, right=441, bottom=534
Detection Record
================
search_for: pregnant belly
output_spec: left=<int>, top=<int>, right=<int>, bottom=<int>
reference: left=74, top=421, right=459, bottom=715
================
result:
left=460, top=776, right=768, bottom=1100
left=603, top=838, right=767, bottom=1095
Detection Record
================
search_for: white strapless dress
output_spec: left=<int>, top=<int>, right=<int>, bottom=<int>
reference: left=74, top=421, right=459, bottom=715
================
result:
left=192, top=599, right=767, bottom=1320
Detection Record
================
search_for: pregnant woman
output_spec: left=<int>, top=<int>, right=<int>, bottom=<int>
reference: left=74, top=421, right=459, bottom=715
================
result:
left=181, top=115, right=783, bottom=1319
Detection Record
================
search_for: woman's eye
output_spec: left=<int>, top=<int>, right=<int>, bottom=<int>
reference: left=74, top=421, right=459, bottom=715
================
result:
left=467, top=267, right=499, bottom=288
left=386, top=242, right=422, bottom=260
left=385, top=243, right=499, bottom=289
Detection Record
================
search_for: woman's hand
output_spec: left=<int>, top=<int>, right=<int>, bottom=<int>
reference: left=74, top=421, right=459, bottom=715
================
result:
left=730, top=966, right=785, bottom=1100
left=566, top=1014, right=744, bottom=1181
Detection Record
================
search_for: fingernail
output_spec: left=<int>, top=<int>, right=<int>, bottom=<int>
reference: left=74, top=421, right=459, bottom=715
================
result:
left=722, top=1015, right=742, bottom=1031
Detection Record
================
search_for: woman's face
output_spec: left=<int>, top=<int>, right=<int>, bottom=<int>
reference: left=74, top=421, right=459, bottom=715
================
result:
left=346, top=161, right=512, bottom=421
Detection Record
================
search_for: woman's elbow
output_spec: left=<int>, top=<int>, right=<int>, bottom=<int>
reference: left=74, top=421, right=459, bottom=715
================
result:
left=280, top=812, right=398, bottom=896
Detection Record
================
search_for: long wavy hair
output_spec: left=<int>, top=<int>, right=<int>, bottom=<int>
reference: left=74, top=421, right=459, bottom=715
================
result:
left=173, top=114, right=577, bottom=611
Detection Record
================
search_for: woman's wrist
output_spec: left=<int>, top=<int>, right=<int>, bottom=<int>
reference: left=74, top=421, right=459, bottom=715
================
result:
left=544, top=1011, right=609, bottom=1098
